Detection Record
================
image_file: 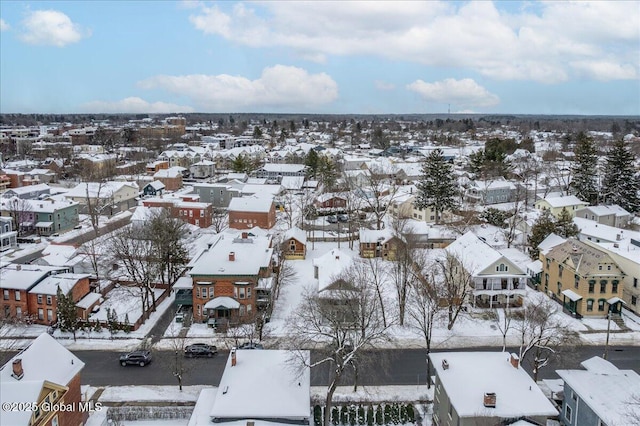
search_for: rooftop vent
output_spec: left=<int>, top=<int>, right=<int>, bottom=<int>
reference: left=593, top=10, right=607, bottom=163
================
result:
left=229, top=252, right=235, bottom=262
left=483, top=392, right=496, bottom=408
left=12, top=359, right=24, bottom=380
left=442, top=359, right=449, bottom=370
left=509, top=353, right=519, bottom=369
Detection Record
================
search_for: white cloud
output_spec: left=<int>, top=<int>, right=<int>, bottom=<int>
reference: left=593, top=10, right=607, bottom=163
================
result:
left=0, top=19, right=10, bottom=32
left=407, top=78, right=500, bottom=108
left=570, top=60, right=637, bottom=81
left=82, top=97, right=194, bottom=114
left=19, top=10, right=90, bottom=47
left=188, top=1, right=639, bottom=83
left=138, top=65, right=338, bottom=111
left=374, top=80, right=395, bottom=91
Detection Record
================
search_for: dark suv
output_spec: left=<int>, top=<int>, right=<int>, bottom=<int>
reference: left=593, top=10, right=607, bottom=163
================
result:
left=184, top=343, right=218, bottom=358
left=119, top=350, right=152, bottom=367
left=238, top=342, right=264, bottom=350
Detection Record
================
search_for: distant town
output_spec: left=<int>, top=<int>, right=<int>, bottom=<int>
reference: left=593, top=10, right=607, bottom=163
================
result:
left=1, top=113, right=639, bottom=426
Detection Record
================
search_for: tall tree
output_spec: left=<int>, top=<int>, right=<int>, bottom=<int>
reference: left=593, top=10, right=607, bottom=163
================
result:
left=555, top=207, right=579, bottom=238
left=528, top=209, right=557, bottom=259
left=414, top=149, right=458, bottom=224
left=146, top=209, right=189, bottom=286
left=601, top=139, right=640, bottom=213
left=6, top=197, right=33, bottom=237
left=304, top=149, right=320, bottom=178
left=570, top=132, right=599, bottom=205
left=56, top=286, right=80, bottom=341
left=436, top=252, right=472, bottom=330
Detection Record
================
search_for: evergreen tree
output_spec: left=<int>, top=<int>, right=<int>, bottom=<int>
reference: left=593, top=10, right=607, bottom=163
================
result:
left=528, top=209, right=558, bottom=259
left=375, top=405, right=383, bottom=425
left=415, top=149, right=458, bottom=224
left=56, top=286, right=80, bottom=341
left=555, top=207, right=579, bottom=238
left=305, top=149, right=320, bottom=178
left=317, top=156, right=337, bottom=190
left=570, top=132, right=599, bottom=204
left=366, top=405, right=374, bottom=426
left=602, top=139, right=640, bottom=213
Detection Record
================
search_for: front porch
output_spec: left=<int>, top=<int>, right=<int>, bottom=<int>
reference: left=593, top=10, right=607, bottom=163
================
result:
left=203, top=296, right=240, bottom=331
left=473, top=293, right=524, bottom=309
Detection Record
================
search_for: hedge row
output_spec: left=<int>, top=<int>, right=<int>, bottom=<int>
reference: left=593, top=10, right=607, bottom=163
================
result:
left=313, top=403, right=415, bottom=426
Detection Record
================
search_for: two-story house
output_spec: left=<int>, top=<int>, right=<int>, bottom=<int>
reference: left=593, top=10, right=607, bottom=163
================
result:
left=189, top=160, right=215, bottom=179
left=282, top=226, right=307, bottom=260
left=141, top=198, right=213, bottom=228
left=254, top=163, right=306, bottom=182
left=541, top=238, right=625, bottom=318
left=535, top=195, right=588, bottom=219
left=0, top=216, right=18, bottom=251
left=142, top=180, right=165, bottom=197
left=191, top=183, right=242, bottom=208
left=228, top=196, right=276, bottom=230
left=556, top=356, right=640, bottom=426
left=18, top=198, right=80, bottom=236
left=429, top=352, right=558, bottom=426
left=27, top=273, right=91, bottom=325
left=189, top=231, right=274, bottom=329
left=0, top=333, right=87, bottom=426
left=574, top=204, right=631, bottom=228
left=465, top=178, right=516, bottom=205
left=444, top=232, right=528, bottom=309
left=153, top=166, right=184, bottom=191
left=65, top=181, right=139, bottom=216
left=359, top=228, right=401, bottom=260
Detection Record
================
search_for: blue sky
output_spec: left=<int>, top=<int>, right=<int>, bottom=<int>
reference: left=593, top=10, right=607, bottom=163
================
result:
left=1, top=1, right=638, bottom=115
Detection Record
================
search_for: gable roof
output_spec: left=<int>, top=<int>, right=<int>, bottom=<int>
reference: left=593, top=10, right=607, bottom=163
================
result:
left=538, top=195, right=586, bottom=208
left=283, top=226, right=307, bottom=245
left=313, top=248, right=354, bottom=292
left=444, top=231, right=503, bottom=276
left=544, top=239, right=622, bottom=277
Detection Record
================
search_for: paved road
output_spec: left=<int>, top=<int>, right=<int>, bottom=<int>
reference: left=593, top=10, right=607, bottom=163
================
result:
left=75, top=345, right=640, bottom=387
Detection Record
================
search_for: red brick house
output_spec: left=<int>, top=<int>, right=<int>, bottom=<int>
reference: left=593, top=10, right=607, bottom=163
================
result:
left=28, top=273, right=91, bottom=325
left=0, top=333, right=87, bottom=426
left=282, top=226, right=307, bottom=260
left=228, top=196, right=276, bottom=230
left=315, top=192, right=348, bottom=210
left=146, top=160, right=169, bottom=175
left=0, top=264, right=68, bottom=322
left=142, top=198, right=213, bottom=228
left=189, top=231, right=274, bottom=329
left=153, top=167, right=184, bottom=191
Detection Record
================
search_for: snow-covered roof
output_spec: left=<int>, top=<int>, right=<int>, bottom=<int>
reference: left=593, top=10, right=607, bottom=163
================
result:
left=204, top=296, right=240, bottom=310
left=557, top=357, right=640, bottom=426
left=29, top=273, right=90, bottom=296
left=154, top=167, right=183, bottom=178
left=145, top=180, right=166, bottom=191
left=76, top=291, right=101, bottom=309
left=174, top=276, right=193, bottom=290
left=190, top=232, right=273, bottom=277
left=65, top=181, right=138, bottom=199
left=313, top=248, right=354, bottom=292
left=0, top=197, right=79, bottom=213
left=0, top=264, right=66, bottom=291
left=576, top=204, right=630, bottom=217
left=280, top=176, right=305, bottom=190
left=38, top=244, right=81, bottom=267
left=283, top=226, right=307, bottom=245
left=430, top=352, right=558, bottom=419
left=574, top=217, right=640, bottom=243
left=210, top=350, right=310, bottom=421
left=0, top=333, right=85, bottom=425
left=259, top=163, right=306, bottom=173
left=359, top=228, right=394, bottom=244
left=1, top=183, right=51, bottom=197
left=537, top=195, right=586, bottom=208
left=228, top=196, right=274, bottom=213
left=240, top=184, right=283, bottom=197
left=445, top=231, right=517, bottom=277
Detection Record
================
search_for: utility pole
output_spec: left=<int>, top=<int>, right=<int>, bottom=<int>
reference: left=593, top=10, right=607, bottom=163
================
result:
left=603, top=310, right=611, bottom=360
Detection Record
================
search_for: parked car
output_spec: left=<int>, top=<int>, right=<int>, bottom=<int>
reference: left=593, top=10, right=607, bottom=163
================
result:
left=327, top=215, right=338, bottom=224
left=119, top=350, right=152, bottom=367
left=184, top=343, right=218, bottom=358
left=337, top=214, right=349, bottom=222
left=238, top=342, right=264, bottom=350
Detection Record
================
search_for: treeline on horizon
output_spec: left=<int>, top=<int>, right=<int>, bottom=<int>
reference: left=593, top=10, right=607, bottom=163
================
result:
left=1, top=112, right=639, bottom=134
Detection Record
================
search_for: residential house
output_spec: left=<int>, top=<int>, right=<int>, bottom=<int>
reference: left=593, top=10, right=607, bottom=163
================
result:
left=0, top=333, right=87, bottom=426
left=189, top=231, right=274, bottom=328
left=313, top=248, right=359, bottom=324
left=444, top=232, right=528, bottom=308
left=556, top=356, right=640, bottom=426
left=254, top=163, right=306, bottom=181
left=1, top=183, right=51, bottom=199
left=142, top=181, right=165, bottom=197
left=191, top=183, right=241, bottom=208
left=142, top=198, right=213, bottom=228
left=359, top=228, right=400, bottom=260
left=575, top=204, right=631, bottom=228
left=0, top=216, right=18, bottom=251
left=28, top=273, right=91, bottom=325
left=282, top=226, right=307, bottom=260
left=535, top=195, right=588, bottom=219
left=146, top=160, right=169, bottom=175
left=0, top=264, right=68, bottom=321
left=64, top=181, right=139, bottom=215
left=540, top=238, right=625, bottom=318
left=153, top=166, right=184, bottom=191
left=465, top=178, right=517, bottom=205
left=0, top=198, right=80, bottom=236
left=389, top=187, right=451, bottom=224
left=0, top=174, right=10, bottom=193
left=228, top=196, right=276, bottom=230
left=208, top=349, right=310, bottom=425
left=573, top=217, right=640, bottom=245
left=429, top=352, right=558, bottom=426
left=190, top=160, right=215, bottom=178
left=315, top=192, right=348, bottom=211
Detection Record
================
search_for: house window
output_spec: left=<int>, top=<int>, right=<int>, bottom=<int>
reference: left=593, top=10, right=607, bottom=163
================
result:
left=239, top=287, right=246, bottom=299
left=46, top=295, right=52, bottom=305
left=612, top=281, right=618, bottom=293
left=557, top=282, right=562, bottom=295
left=565, top=405, right=572, bottom=422
left=546, top=259, right=550, bottom=269
left=209, top=287, right=214, bottom=298
left=16, top=307, right=22, bottom=318
left=314, top=266, right=319, bottom=279
left=598, top=299, right=606, bottom=311
left=189, top=210, right=193, bottom=217
left=558, top=264, right=563, bottom=278
left=233, top=287, right=238, bottom=298
left=290, top=241, right=296, bottom=251
left=14, top=291, right=20, bottom=301
left=586, top=299, right=594, bottom=311
left=607, top=265, right=611, bottom=271
left=600, top=281, right=607, bottom=293
left=38, top=308, right=44, bottom=320
left=634, top=278, right=638, bottom=288
left=202, top=287, right=208, bottom=298
left=47, top=309, right=53, bottom=322
left=247, top=288, right=251, bottom=299
left=448, top=403, right=453, bottom=419
left=239, top=305, right=246, bottom=316
left=196, top=287, right=200, bottom=298
left=574, top=275, right=580, bottom=289
left=598, top=265, right=603, bottom=271
left=247, top=303, right=252, bottom=313
left=632, top=296, right=637, bottom=306
left=200, top=210, right=205, bottom=217
left=588, top=281, right=595, bottom=293
left=37, top=294, right=43, bottom=304
left=196, top=304, right=201, bottom=315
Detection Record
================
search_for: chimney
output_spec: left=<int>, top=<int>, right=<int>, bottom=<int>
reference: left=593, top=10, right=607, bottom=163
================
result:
left=12, top=359, right=24, bottom=380
left=483, top=392, right=496, bottom=408
left=231, top=348, right=237, bottom=366
left=509, top=353, right=519, bottom=369
left=335, top=255, right=340, bottom=260
left=241, top=232, right=248, bottom=239
left=616, top=234, right=622, bottom=241
left=16, top=265, right=21, bottom=271
left=229, top=252, right=235, bottom=261
left=442, top=359, right=449, bottom=370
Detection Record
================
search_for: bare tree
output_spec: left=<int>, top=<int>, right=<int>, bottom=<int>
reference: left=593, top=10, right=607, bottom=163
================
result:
left=349, top=164, right=398, bottom=230
left=408, top=254, right=442, bottom=389
left=211, top=208, right=228, bottom=234
left=6, top=197, right=33, bottom=237
left=364, top=257, right=389, bottom=328
left=146, top=209, right=189, bottom=286
left=435, top=252, right=472, bottom=330
left=625, top=393, right=640, bottom=424
left=389, top=216, right=417, bottom=326
left=515, top=297, right=580, bottom=382
left=288, top=261, right=392, bottom=426
left=501, top=186, right=527, bottom=249
left=493, top=305, right=516, bottom=352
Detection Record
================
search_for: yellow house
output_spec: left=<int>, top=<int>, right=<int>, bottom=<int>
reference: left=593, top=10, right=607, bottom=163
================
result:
left=534, top=195, right=588, bottom=219
left=541, top=238, right=625, bottom=318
